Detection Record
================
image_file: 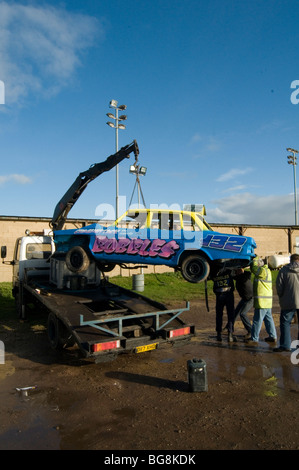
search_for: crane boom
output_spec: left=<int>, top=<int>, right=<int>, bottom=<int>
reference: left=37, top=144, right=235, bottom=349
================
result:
left=51, top=140, right=139, bottom=231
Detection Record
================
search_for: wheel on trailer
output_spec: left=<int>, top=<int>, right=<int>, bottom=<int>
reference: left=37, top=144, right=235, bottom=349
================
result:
left=65, top=246, right=90, bottom=273
left=47, top=312, right=74, bottom=350
left=181, top=254, right=210, bottom=283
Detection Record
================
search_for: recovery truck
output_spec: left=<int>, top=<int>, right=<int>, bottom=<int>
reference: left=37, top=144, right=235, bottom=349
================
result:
left=1, top=141, right=194, bottom=362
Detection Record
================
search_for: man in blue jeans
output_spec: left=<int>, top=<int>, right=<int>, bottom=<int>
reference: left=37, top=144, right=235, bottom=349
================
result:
left=233, top=268, right=253, bottom=339
left=274, top=253, right=299, bottom=352
left=246, top=256, right=277, bottom=346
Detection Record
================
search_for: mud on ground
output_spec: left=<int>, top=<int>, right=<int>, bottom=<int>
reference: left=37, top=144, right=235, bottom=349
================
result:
left=0, top=293, right=299, bottom=451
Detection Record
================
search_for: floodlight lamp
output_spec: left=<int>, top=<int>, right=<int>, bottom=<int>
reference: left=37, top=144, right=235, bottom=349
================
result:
left=129, top=165, right=137, bottom=173
left=110, top=99, right=118, bottom=108
left=118, top=123, right=126, bottom=129
left=106, top=113, right=115, bottom=119
left=106, top=121, right=115, bottom=128
left=118, top=104, right=127, bottom=110
left=139, top=166, right=147, bottom=175
left=119, top=114, right=127, bottom=121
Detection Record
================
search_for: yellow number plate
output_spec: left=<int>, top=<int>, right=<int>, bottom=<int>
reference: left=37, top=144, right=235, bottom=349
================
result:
left=135, top=343, right=157, bottom=353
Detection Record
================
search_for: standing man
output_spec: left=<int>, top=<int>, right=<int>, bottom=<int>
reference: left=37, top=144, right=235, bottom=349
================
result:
left=246, top=256, right=277, bottom=346
left=233, top=268, right=253, bottom=339
left=274, top=253, right=299, bottom=352
left=212, top=269, right=235, bottom=343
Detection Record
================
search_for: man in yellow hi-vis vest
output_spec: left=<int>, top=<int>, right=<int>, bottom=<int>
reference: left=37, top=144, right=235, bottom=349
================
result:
left=246, top=256, right=277, bottom=346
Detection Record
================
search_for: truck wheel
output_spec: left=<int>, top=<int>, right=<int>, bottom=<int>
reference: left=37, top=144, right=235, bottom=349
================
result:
left=181, top=255, right=210, bottom=283
left=65, top=246, right=90, bottom=273
left=47, top=312, right=74, bottom=350
left=15, top=290, right=26, bottom=320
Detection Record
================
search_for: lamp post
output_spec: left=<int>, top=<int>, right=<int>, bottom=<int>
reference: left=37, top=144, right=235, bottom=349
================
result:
left=107, top=100, right=127, bottom=220
left=129, top=164, right=147, bottom=208
left=287, top=147, right=298, bottom=225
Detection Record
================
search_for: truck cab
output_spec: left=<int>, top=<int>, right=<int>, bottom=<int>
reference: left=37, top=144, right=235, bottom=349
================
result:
left=2, top=232, right=55, bottom=294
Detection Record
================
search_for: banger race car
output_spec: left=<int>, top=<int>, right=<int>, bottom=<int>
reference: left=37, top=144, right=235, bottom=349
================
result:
left=53, top=207, right=257, bottom=283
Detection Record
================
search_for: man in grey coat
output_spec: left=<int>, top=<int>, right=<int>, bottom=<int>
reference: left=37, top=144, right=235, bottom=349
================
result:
left=274, top=253, right=299, bottom=352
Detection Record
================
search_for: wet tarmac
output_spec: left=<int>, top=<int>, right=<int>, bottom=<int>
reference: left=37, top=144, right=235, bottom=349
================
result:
left=0, top=303, right=299, bottom=450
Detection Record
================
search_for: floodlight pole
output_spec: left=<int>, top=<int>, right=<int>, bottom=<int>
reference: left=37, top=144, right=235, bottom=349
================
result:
left=115, top=106, right=119, bottom=219
left=107, top=100, right=127, bottom=220
left=287, top=147, right=298, bottom=225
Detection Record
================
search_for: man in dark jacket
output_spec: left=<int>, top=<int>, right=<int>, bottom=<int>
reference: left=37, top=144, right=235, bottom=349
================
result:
left=232, top=268, right=253, bottom=339
left=212, top=270, right=235, bottom=342
left=274, top=253, right=299, bottom=352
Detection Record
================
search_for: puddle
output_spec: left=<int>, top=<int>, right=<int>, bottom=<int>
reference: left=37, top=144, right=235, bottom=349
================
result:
left=180, top=337, right=299, bottom=396
left=237, top=362, right=299, bottom=395
left=0, top=415, right=60, bottom=450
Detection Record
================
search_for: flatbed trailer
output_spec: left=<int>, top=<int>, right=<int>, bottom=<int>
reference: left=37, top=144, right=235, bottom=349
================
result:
left=19, top=273, right=195, bottom=362
left=1, top=141, right=195, bottom=362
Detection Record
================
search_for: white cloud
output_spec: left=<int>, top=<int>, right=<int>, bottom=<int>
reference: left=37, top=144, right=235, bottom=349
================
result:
left=191, top=134, right=222, bottom=159
left=0, top=174, right=32, bottom=185
left=206, top=192, right=296, bottom=225
left=216, top=167, right=253, bottom=182
left=224, top=184, right=247, bottom=192
left=205, top=136, right=221, bottom=152
left=0, top=2, right=100, bottom=104
left=190, top=133, right=202, bottom=144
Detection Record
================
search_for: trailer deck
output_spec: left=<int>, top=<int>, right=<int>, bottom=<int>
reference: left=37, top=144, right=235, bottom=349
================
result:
left=20, top=277, right=195, bottom=362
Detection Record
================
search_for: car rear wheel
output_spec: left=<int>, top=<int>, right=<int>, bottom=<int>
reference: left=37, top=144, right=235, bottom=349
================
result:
left=181, top=255, right=210, bottom=283
left=65, top=246, right=90, bottom=273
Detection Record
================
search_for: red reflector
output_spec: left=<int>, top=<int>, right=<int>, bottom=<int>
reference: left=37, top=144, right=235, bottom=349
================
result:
left=92, top=340, right=120, bottom=352
left=169, top=327, right=190, bottom=338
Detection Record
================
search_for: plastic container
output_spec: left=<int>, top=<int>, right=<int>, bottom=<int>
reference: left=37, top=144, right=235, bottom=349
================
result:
left=267, top=254, right=290, bottom=270
left=187, top=358, right=208, bottom=392
left=132, top=273, right=144, bottom=292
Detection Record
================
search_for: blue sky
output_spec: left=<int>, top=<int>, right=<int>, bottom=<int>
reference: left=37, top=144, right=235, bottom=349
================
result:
left=1, top=0, right=299, bottom=225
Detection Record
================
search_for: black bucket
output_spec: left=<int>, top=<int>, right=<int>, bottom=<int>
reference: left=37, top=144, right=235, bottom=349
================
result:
left=187, top=358, right=208, bottom=392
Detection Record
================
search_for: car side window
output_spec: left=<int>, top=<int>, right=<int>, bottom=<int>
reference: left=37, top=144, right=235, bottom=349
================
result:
left=169, top=213, right=181, bottom=231
left=182, top=213, right=199, bottom=231
left=150, top=212, right=181, bottom=231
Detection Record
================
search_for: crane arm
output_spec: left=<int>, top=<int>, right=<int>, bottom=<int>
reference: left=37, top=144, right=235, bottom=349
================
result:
left=51, top=140, right=139, bottom=231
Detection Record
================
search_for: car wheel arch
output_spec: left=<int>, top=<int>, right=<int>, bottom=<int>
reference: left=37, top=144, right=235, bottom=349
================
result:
left=178, top=249, right=211, bottom=266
